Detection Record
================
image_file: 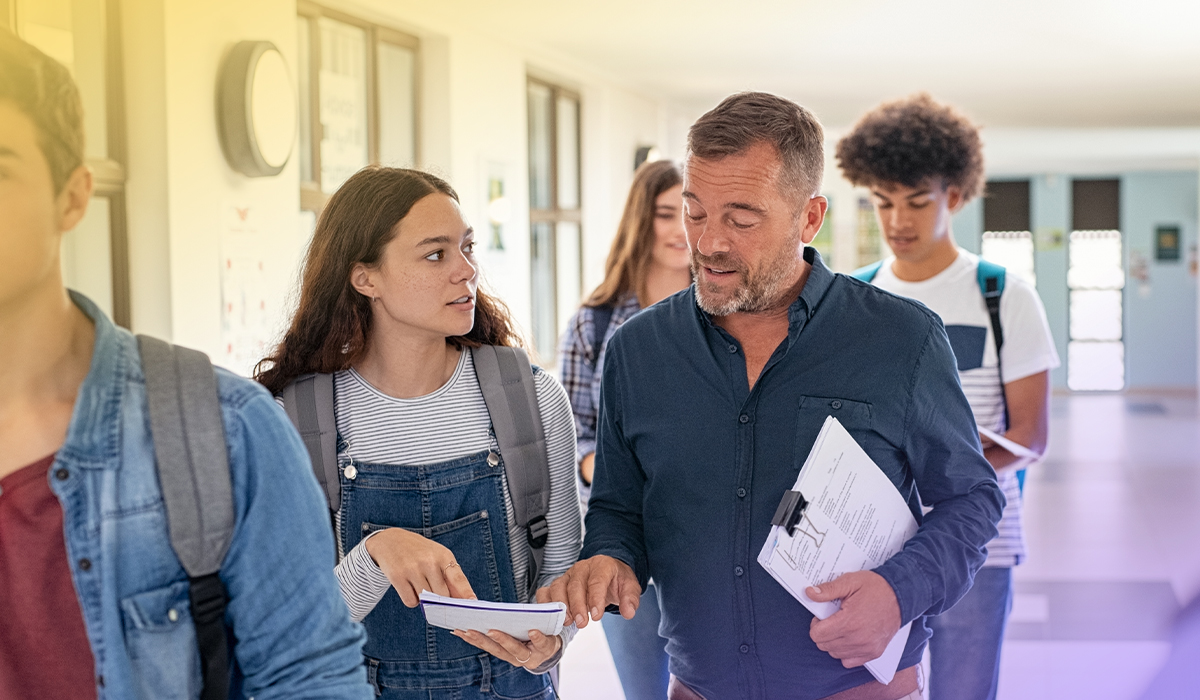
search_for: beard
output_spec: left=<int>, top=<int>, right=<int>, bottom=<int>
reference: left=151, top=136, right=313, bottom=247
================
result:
left=691, top=230, right=804, bottom=316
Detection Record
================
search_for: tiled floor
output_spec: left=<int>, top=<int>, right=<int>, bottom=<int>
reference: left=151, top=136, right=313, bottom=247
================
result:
left=557, top=393, right=1200, bottom=699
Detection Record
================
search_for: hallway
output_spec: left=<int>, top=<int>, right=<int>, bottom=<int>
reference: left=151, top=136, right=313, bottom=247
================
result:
left=558, top=391, right=1200, bottom=699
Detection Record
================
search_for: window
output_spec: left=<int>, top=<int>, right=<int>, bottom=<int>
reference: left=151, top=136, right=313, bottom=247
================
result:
left=527, top=78, right=582, bottom=362
left=1068, top=179, right=1124, bottom=391
left=297, top=2, right=418, bottom=212
left=856, top=196, right=882, bottom=267
left=982, top=180, right=1035, bottom=286
left=9, top=0, right=130, bottom=327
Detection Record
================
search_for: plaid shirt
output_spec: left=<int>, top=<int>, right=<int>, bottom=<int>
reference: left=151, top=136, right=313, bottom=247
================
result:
left=557, top=295, right=642, bottom=501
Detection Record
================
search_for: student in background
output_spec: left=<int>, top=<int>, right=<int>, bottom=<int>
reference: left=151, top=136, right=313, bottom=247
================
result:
left=0, top=30, right=370, bottom=699
left=256, top=167, right=581, bottom=700
left=837, top=93, right=1060, bottom=700
left=557, top=159, right=691, bottom=700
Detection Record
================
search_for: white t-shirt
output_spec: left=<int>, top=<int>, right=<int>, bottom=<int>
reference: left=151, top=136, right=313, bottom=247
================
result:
left=872, top=249, right=1060, bottom=567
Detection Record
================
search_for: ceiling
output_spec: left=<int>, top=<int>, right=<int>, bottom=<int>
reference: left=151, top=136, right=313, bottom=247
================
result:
left=406, top=0, right=1200, bottom=129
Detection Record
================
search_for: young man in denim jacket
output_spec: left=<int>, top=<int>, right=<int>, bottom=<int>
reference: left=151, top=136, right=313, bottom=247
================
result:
left=0, top=31, right=371, bottom=699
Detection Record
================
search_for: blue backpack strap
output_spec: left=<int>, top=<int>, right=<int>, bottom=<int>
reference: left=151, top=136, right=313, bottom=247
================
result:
left=975, top=260, right=1024, bottom=492
left=849, top=261, right=885, bottom=283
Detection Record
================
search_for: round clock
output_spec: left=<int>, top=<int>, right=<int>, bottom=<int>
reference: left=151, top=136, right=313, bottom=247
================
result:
left=217, top=40, right=296, bottom=177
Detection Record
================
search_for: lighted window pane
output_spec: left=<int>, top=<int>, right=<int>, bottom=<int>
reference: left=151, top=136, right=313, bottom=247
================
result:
left=297, top=17, right=312, bottom=182
left=1068, top=342, right=1125, bottom=391
left=1068, top=230, right=1124, bottom=290
left=556, top=96, right=580, bottom=210
left=377, top=42, right=416, bottom=168
left=528, top=84, right=553, bottom=211
left=1069, top=289, right=1123, bottom=341
left=530, top=222, right=556, bottom=361
left=556, top=222, right=582, bottom=336
left=318, top=18, right=368, bottom=194
left=981, top=231, right=1036, bottom=286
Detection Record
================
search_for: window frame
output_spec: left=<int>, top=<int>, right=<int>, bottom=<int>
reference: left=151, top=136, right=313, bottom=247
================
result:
left=526, top=76, right=582, bottom=362
left=296, top=1, right=421, bottom=213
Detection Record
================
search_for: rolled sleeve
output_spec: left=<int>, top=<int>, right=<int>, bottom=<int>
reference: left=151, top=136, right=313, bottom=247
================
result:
left=873, top=323, right=1007, bottom=625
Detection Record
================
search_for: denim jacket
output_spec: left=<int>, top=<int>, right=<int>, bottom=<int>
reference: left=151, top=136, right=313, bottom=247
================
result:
left=52, top=293, right=371, bottom=700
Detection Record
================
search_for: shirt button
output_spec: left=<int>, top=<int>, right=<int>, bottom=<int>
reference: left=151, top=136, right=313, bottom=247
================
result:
left=78, top=558, right=92, bottom=571
left=737, top=487, right=747, bottom=498
left=739, top=414, right=749, bottom=424
left=735, top=566, right=744, bottom=576
left=55, top=468, right=70, bottom=480
left=728, top=344, right=738, bottom=354
left=831, top=400, right=842, bottom=410
left=168, top=608, right=179, bottom=623
left=740, top=644, right=750, bottom=654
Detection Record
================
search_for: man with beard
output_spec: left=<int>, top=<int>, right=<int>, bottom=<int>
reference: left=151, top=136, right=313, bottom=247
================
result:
left=540, top=92, right=1004, bottom=700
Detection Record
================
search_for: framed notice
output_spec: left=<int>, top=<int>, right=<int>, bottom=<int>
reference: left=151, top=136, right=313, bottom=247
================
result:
left=1156, top=225, right=1181, bottom=262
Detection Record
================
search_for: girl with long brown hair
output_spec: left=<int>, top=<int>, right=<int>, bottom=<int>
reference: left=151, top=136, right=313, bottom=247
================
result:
left=258, top=167, right=580, bottom=700
left=555, top=159, right=690, bottom=700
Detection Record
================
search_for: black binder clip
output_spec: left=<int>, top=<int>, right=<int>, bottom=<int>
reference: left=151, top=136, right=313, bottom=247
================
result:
left=771, top=490, right=809, bottom=537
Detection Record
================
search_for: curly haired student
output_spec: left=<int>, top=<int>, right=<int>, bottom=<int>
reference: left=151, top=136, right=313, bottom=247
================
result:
left=839, top=94, right=1060, bottom=700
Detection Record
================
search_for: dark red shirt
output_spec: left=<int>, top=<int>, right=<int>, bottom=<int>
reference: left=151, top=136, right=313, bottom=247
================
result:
left=0, top=455, right=98, bottom=699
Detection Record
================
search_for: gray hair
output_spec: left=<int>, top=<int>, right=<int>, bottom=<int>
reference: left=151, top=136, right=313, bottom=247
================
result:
left=686, top=91, right=825, bottom=202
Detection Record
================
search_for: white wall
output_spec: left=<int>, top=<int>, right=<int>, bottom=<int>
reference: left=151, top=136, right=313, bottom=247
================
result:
left=122, top=0, right=669, bottom=371
left=123, top=0, right=305, bottom=373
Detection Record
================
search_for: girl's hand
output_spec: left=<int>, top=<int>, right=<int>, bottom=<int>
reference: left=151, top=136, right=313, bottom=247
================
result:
left=453, top=629, right=563, bottom=671
left=365, top=527, right=476, bottom=607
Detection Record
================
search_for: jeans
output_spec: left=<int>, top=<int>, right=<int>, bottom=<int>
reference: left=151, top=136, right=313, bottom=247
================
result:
left=928, top=566, right=1013, bottom=700
left=602, top=582, right=670, bottom=700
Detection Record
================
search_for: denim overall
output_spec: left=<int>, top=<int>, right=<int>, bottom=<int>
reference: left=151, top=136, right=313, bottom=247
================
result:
left=339, top=441, right=555, bottom=700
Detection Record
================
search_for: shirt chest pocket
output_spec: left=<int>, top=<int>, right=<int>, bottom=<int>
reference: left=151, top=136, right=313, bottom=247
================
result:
left=793, top=395, right=874, bottom=465
left=120, top=580, right=202, bottom=700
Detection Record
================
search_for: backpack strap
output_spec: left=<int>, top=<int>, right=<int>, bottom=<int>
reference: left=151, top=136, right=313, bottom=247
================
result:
left=849, top=260, right=885, bottom=283
left=976, top=260, right=1008, bottom=428
left=975, top=260, right=1025, bottom=492
left=279, top=373, right=339, bottom=513
left=137, top=335, right=233, bottom=700
left=590, top=303, right=615, bottom=368
left=471, top=345, right=551, bottom=600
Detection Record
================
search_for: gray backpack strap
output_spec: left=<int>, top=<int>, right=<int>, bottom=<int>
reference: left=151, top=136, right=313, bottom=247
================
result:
left=279, top=373, right=339, bottom=512
left=137, top=335, right=233, bottom=700
left=471, top=345, right=551, bottom=598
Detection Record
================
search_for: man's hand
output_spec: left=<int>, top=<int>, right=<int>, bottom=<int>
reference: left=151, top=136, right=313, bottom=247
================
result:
left=537, top=555, right=641, bottom=628
left=806, top=571, right=902, bottom=668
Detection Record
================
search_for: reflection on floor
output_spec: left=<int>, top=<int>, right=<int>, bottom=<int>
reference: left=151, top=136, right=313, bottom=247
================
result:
left=558, top=393, right=1200, bottom=700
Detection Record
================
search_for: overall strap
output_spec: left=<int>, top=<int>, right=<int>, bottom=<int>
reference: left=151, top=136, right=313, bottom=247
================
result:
left=471, top=345, right=551, bottom=600
left=849, top=260, right=885, bottom=283
left=279, top=373, right=339, bottom=512
left=137, top=335, right=233, bottom=700
left=590, top=303, right=615, bottom=367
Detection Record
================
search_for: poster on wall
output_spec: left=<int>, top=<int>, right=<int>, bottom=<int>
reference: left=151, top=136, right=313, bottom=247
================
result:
left=1155, top=225, right=1181, bottom=262
left=220, top=204, right=273, bottom=377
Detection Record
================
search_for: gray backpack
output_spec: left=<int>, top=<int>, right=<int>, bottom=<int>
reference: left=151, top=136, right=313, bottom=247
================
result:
left=277, top=345, right=553, bottom=599
left=137, top=335, right=235, bottom=700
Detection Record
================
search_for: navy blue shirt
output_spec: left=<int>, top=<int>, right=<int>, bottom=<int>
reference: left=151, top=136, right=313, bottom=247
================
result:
left=582, top=249, right=1005, bottom=700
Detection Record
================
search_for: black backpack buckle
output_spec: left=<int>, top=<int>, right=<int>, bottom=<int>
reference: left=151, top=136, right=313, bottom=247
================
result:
left=527, top=515, right=549, bottom=549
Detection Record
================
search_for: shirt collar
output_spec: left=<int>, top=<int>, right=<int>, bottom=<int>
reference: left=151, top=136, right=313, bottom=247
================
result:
left=58, top=291, right=129, bottom=469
